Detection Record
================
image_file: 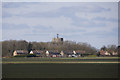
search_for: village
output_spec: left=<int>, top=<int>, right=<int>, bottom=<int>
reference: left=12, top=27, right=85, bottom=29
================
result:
left=13, top=49, right=118, bottom=58
left=12, top=34, right=118, bottom=58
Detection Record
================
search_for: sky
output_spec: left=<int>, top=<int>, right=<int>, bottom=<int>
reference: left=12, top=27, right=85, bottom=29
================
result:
left=2, top=2, right=118, bottom=49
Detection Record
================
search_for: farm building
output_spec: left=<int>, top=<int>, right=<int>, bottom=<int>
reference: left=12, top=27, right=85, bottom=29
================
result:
left=13, top=50, right=28, bottom=56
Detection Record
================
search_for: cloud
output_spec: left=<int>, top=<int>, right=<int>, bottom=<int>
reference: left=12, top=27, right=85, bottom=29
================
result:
left=2, top=2, right=27, bottom=8
left=3, top=16, right=73, bottom=29
left=2, top=2, right=76, bottom=17
left=92, top=17, right=117, bottom=22
left=2, top=23, right=30, bottom=30
left=2, top=2, right=118, bottom=49
left=2, top=2, right=111, bottom=18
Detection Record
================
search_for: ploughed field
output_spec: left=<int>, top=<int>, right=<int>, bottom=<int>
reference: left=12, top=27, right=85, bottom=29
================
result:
left=2, top=57, right=119, bottom=78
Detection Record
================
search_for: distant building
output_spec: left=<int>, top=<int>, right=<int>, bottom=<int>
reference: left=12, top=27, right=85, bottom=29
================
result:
left=99, top=50, right=111, bottom=56
left=99, top=50, right=105, bottom=56
left=104, top=51, right=110, bottom=56
left=13, top=50, right=28, bottom=56
left=45, top=50, right=64, bottom=57
left=46, top=50, right=49, bottom=56
left=29, top=50, right=43, bottom=56
left=60, top=51, right=64, bottom=56
left=73, top=50, right=76, bottom=54
left=30, top=51, right=34, bottom=54
left=112, top=51, right=118, bottom=56
left=65, top=51, right=74, bottom=57
left=52, top=34, right=63, bottom=43
left=50, top=53, right=61, bottom=57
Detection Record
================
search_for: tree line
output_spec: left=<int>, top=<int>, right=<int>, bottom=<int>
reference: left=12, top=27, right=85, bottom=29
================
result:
left=1, top=40, right=119, bottom=57
left=100, top=45, right=118, bottom=53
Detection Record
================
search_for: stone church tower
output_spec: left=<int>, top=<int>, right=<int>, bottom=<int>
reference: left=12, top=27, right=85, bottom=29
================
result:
left=52, top=34, right=63, bottom=43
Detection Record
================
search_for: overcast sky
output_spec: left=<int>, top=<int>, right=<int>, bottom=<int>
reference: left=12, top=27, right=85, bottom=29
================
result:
left=2, top=2, right=118, bottom=49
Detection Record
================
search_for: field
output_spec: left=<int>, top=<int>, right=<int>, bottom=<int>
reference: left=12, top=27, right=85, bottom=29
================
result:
left=2, top=57, right=119, bottom=63
left=2, top=57, right=119, bottom=78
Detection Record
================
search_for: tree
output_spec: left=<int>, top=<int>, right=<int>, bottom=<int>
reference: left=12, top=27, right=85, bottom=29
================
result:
left=2, top=40, right=97, bottom=57
left=101, top=46, right=107, bottom=51
left=28, top=42, right=32, bottom=53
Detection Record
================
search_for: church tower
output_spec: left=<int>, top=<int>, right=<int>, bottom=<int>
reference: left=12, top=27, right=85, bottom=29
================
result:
left=52, top=34, right=63, bottom=43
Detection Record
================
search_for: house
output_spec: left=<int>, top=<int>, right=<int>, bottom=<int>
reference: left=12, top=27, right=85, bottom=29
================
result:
left=29, top=50, right=43, bottom=56
left=50, top=52, right=61, bottom=57
left=112, top=51, right=118, bottom=56
left=99, top=50, right=111, bottom=56
left=65, top=51, right=74, bottom=57
left=73, top=50, right=76, bottom=54
left=104, top=51, right=111, bottom=56
left=60, top=51, right=64, bottom=56
left=46, top=50, right=50, bottom=56
left=72, top=50, right=82, bottom=57
left=75, top=50, right=87, bottom=57
left=73, top=51, right=82, bottom=57
left=75, top=53, right=81, bottom=57
left=30, top=51, right=34, bottom=54
left=13, top=50, right=28, bottom=56
left=45, top=50, right=62, bottom=57
left=62, top=50, right=80, bottom=57
left=100, top=50, right=105, bottom=56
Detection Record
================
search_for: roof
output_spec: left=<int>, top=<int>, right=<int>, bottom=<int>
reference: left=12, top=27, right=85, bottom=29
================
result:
left=15, top=50, right=28, bottom=54
left=50, top=52, right=60, bottom=55
left=32, top=50, right=44, bottom=54
left=65, top=52, right=73, bottom=55
left=47, top=50, right=59, bottom=53
left=100, top=50, right=106, bottom=55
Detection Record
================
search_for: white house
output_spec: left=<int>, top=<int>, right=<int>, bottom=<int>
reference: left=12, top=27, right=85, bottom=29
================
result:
left=60, top=51, right=64, bottom=56
left=73, top=50, right=76, bottom=54
left=112, top=52, right=118, bottom=56
left=13, top=50, right=28, bottom=56
left=46, top=51, right=49, bottom=56
left=105, top=51, right=110, bottom=56
left=30, top=51, right=34, bottom=54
